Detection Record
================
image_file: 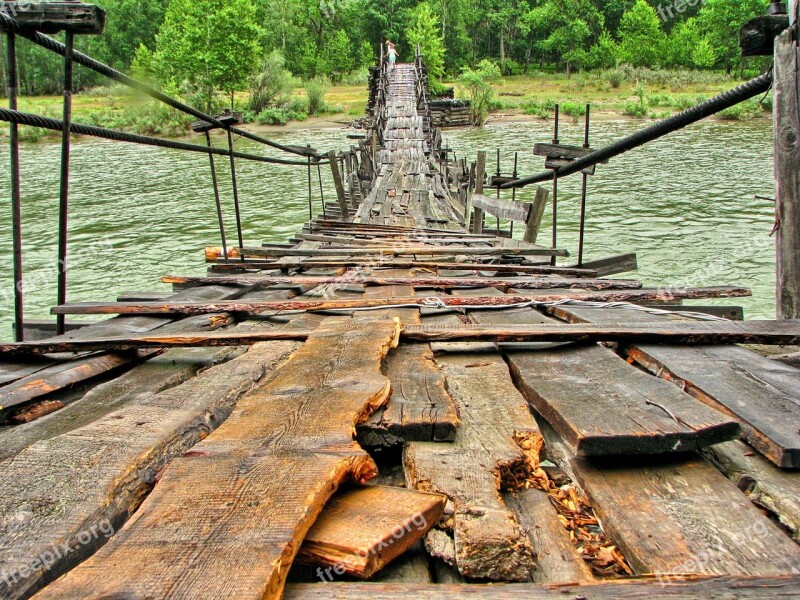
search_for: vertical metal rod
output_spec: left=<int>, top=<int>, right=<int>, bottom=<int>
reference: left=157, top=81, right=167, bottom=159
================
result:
left=307, top=145, right=313, bottom=225
left=317, top=164, right=326, bottom=219
left=56, top=32, right=74, bottom=336
left=510, top=152, right=518, bottom=238
left=578, top=104, right=591, bottom=266
left=550, top=107, right=559, bottom=265
left=226, top=128, right=245, bottom=262
left=7, top=33, right=23, bottom=341
left=496, top=149, right=501, bottom=235
left=204, top=131, right=228, bottom=262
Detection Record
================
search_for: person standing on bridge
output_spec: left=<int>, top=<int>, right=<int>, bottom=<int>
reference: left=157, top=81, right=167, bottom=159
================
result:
left=386, top=40, right=397, bottom=70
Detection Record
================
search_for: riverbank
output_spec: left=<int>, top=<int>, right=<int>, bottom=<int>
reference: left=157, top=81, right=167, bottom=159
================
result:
left=6, top=71, right=770, bottom=143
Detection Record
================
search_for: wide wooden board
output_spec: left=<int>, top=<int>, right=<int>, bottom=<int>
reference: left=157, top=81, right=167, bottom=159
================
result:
left=35, top=317, right=399, bottom=600
left=296, top=485, right=445, bottom=579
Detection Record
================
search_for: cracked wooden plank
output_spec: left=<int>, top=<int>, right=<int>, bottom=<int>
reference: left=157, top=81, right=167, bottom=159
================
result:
left=404, top=352, right=540, bottom=581
left=34, top=317, right=399, bottom=600
left=0, top=342, right=298, bottom=600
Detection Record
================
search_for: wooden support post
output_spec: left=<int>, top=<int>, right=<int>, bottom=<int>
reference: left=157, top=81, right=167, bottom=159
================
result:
left=472, top=151, right=486, bottom=233
left=328, top=150, right=350, bottom=220
left=774, top=3, right=800, bottom=319
left=524, top=186, right=549, bottom=244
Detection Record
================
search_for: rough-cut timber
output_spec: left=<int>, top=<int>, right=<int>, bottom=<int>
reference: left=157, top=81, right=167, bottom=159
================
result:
left=509, top=343, right=740, bottom=456
left=0, top=342, right=297, bottom=600
left=404, top=352, right=540, bottom=581
left=505, top=489, right=594, bottom=584
left=0, top=2, right=106, bottom=34
left=50, top=287, right=752, bottom=316
left=236, top=245, right=568, bottom=258
left=35, top=317, right=399, bottom=600
left=571, top=454, right=800, bottom=576
left=295, top=486, right=446, bottom=578
left=284, top=576, right=800, bottom=599
left=358, top=343, right=460, bottom=445
left=703, top=440, right=800, bottom=541
left=551, top=305, right=800, bottom=469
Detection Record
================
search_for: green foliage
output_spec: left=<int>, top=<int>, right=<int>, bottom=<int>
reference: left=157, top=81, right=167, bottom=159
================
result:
left=249, top=51, right=297, bottom=114
left=458, top=60, right=501, bottom=126
left=604, top=69, right=625, bottom=89
left=618, top=0, right=666, bottom=68
left=323, top=30, right=354, bottom=83
left=719, top=99, right=764, bottom=120
left=153, top=0, right=262, bottom=111
left=587, top=32, right=619, bottom=70
left=305, top=78, right=330, bottom=115
left=560, top=101, right=586, bottom=118
left=692, top=39, right=717, bottom=70
left=697, top=0, right=770, bottom=73
left=406, top=2, right=445, bottom=81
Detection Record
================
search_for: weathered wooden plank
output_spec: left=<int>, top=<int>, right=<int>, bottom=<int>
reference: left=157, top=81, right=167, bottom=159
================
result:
left=551, top=305, right=800, bottom=469
left=523, top=187, right=549, bottom=244
left=0, top=2, right=106, bottom=34
left=404, top=352, right=540, bottom=581
left=0, top=342, right=298, bottom=600
left=162, top=274, right=643, bottom=291
left=35, top=317, right=399, bottom=600
left=571, top=454, right=800, bottom=576
left=296, top=486, right=445, bottom=579
left=358, top=343, right=460, bottom=445
left=703, top=440, right=800, bottom=541
left=284, top=576, right=800, bottom=599
left=505, top=489, right=594, bottom=584
left=50, top=287, right=752, bottom=316
left=571, top=253, right=638, bottom=276
left=509, top=342, right=740, bottom=456
left=236, top=245, right=568, bottom=258
left=471, top=193, right=531, bottom=223
left=9, top=319, right=800, bottom=356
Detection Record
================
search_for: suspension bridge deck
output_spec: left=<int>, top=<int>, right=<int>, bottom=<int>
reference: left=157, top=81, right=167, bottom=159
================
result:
left=1, top=58, right=799, bottom=600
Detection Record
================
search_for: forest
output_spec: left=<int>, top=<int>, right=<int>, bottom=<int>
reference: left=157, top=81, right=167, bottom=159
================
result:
left=0, top=0, right=772, bottom=132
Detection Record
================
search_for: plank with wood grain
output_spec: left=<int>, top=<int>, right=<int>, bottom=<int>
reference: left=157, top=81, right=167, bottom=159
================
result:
left=549, top=305, right=800, bottom=469
left=236, top=245, right=568, bottom=258
left=448, top=288, right=740, bottom=456
left=283, top=576, right=800, bottom=599
left=162, top=274, right=643, bottom=291
left=0, top=342, right=298, bottom=600
left=295, top=485, right=446, bottom=579
left=571, top=454, right=800, bottom=577
left=404, top=352, right=540, bottom=582
left=49, top=287, right=752, bottom=317
left=703, top=440, right=800, bottom=541
left=34, top=317, right=399, bottom=600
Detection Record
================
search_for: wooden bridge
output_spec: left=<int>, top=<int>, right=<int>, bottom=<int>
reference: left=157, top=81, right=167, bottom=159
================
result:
left=2, top=13, right=800, bottom=600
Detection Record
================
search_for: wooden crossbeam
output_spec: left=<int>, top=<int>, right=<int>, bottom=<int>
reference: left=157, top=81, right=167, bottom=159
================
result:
left=211, top=259, right=599, bottom=278
left=1, top=2, right=106, bottom=34
left=162, top=274, right=643, bottom=291
left=471, top=193, right=531, bottom=223
left=6, top=318, right=798, bottom=357
left=50, top=288, right=751, bottom=317
left=235, top=245, right=569, bottom=258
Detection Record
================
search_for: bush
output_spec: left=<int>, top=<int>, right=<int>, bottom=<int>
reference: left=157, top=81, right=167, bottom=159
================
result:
left=458, top=60, right=502, bottom=126
left=256, top=107, right=308, bottom=125
left=624, top=101, right=648, bottom=118
left=249, top=51, right=296, bottom=114
left=522, top=100, right=550, bottom=119
left=719, top=99, right=763, bottom=121
left=305, top=78, right=329, bottom=116
left=561, top=102, right=587, bottom=118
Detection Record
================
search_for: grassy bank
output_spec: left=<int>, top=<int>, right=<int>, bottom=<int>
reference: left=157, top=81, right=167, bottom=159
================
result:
left=7, top=70, right=770, bottom=143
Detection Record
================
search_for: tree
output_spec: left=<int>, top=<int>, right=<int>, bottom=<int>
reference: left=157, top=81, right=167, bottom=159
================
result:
left=697, top=0, right=769, bottom=74
left=91, top=0, right=168, bottom=70
left=459, top=59, right=501, bottom=125
left=153, top=0, right=261, bottom=111
left=666, top=18, right=702, bottom=68
left=618, top=0, right=666, bottom=68
left=406, top=2, right=446, bottom=80
left=588, top=31, right=620, bottom=70
left=322, top=30, right=354, bottom=83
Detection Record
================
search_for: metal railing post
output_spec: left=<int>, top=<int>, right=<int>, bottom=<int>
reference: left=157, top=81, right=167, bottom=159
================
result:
left=6, top=33, right=24, bottom=341
left=226, top=128, right=245, bottom=261
left=204, top=131, right=229, bottom=262
left=56, top=32, right=74, bottom=335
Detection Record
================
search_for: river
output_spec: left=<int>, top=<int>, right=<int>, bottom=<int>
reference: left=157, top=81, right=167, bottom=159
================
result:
left=0, top=116, right=775, bottom=339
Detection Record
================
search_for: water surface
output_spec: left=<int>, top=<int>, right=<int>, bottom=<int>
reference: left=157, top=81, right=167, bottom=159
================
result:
left=0, top=116, right=775, bottom=338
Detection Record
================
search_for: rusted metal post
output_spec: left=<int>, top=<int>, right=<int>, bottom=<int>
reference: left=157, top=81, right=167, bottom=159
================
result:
left=578, top=104, right=591, bottom=266
left=307, top=145, right=313, bottom=223
left=204, top=131, right=228, bottom=262
left=7, top=32, right=24, bottom=341
left=226, top=128, right=245, bottom=261
left=774, top=0, right=800, bottom=318
left=56, top=32, right=74, bottom=335
left=551, top=104, right=560, bottom=265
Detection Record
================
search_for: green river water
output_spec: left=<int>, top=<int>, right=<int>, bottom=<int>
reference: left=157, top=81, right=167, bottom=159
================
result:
left=0, top=116, right=775, bottom=339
